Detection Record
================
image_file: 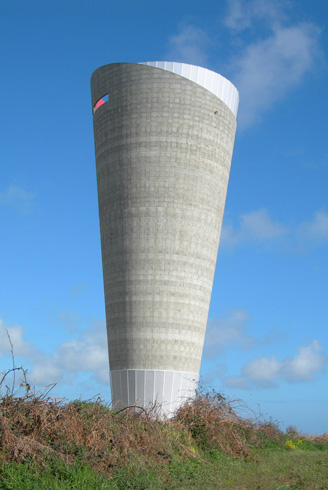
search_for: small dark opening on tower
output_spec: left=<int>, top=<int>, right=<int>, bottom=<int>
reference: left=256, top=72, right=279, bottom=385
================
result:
left=93, top=94, right=109, bottom=114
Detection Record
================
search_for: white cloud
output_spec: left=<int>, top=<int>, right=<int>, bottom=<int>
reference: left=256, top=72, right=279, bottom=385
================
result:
left=230, top=22, right=321, bottom=128
left=204, top=309, right=255, bottom=357
left=165, top=2, right=322, bottom=128
left=31, top=360, right=62, bottom=385
left=2, top=311, right=326, bottom=396
left=283, top=340, right=327, bottom=381
left=0, top=317, right=109, bottom=388
left=29, top=321, right=109, bottom=386
left=223, top=1, right=322, bottom=127
left=165, top=23, right=210, bottom=66
left=242, top=357, right=281, bottom=387
left=221, top=208, right=328, bottom=251
left=225, top=340, right=327, bottom=389
left=0, top=185, right=35, bottom=213
left=224, top=0, right=289, bottom=32
left=221, top=209, right=287, bottom=247
left=0, top=319, right=36, bottom=357
left=298, top=210, right=328, bottom=241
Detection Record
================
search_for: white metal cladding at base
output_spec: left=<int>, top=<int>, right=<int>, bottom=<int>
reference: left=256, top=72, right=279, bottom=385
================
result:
left=110, top=369, right=199, bottom=416
left=140, top=61, right=239, bottom=118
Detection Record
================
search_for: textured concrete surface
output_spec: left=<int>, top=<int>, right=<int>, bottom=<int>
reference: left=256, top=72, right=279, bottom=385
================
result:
left=91, top=62, right=237, bottom=409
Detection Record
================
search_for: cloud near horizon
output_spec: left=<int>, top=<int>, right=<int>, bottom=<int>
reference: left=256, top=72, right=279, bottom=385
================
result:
left=0, top=319, right=37, bottom=358
left=221, top=209, right=287, bottom=248
left=204, top=309, right=256, bottom=357
left=30, top=320, right=109, bottom=386
left=0, top=318, right=109, bottom=389
left=1, top=312, right=326, bottom=394
left=221, top=208, right=328, bottom=250
left=225, top=340, right=328, bottom=389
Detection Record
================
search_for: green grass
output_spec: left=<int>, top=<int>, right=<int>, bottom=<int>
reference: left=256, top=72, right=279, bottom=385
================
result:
left=0, top=459, right=113, bottom=489
left=1, top=448, right=327, bottom=489
left=0, top=387, right=327, bottom=489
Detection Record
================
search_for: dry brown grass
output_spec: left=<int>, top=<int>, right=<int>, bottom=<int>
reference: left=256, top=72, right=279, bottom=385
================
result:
left=307, top=433, right=328, bottom=443
left=0, top=359, right=317, bottom=478
left=174, top=390, right=284, bottom=458
left=1, top=342, right=327, bottom=488
left=0, top=385, right=288, bottom=476
left=0, top=396, right=179, bottom=474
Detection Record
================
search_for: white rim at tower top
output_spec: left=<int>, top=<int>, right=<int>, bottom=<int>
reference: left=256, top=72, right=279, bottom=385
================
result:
left=140, top=61, right=239, bottom=119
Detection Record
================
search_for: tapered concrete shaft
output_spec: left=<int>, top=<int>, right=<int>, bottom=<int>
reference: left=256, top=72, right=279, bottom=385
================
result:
left=91, top=62, right=238, bottom=415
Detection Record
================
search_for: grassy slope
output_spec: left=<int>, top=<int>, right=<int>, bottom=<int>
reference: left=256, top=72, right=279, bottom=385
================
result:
left=0, top=391, right=327, bottom=490
left=1, top=446, right=327, bottom=489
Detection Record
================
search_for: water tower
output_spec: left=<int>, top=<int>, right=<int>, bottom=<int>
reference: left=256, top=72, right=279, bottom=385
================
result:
left=91, top=62, right=238, bottom=415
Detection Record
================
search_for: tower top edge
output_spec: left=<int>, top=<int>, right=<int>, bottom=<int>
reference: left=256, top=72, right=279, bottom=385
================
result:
left=140, top=61, right=239, bottom=118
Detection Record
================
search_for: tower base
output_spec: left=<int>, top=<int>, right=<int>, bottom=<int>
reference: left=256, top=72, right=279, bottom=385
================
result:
left=110, top=369, right=199, bottom=417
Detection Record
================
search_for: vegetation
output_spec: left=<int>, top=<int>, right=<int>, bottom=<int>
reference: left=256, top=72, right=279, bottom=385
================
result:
left=0, top=364, right=327, bottom=489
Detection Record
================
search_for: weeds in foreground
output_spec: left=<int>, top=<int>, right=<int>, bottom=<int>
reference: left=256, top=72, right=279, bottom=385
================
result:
left=0, top=382, right=289, bottom=474
left=0, top=357, right=327, bottom=489
left=174, top=388, right=285, bottom=458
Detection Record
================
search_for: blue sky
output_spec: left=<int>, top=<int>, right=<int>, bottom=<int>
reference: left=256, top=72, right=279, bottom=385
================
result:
left=0, top=0, right=327, bottom=434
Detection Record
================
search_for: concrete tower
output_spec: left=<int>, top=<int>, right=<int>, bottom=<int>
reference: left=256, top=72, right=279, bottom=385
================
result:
left=91, top=62, right=238, bottom=415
